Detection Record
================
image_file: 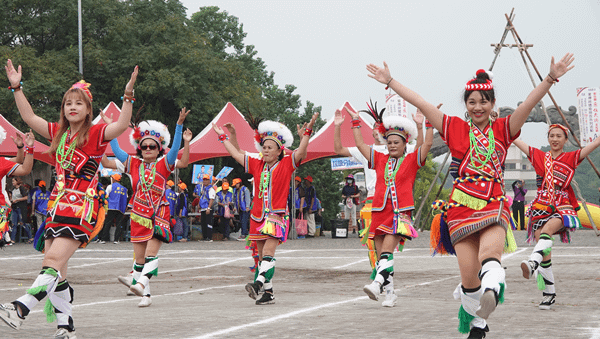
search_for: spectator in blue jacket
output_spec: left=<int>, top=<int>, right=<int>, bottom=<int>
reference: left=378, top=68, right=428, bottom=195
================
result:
left=303, top=176, right=317, bottom=237
left=165, top=180, right=178, bottom=219
left=31, top=180, right=50, bottom=235
left=216, top=182, right=234, bottom=240
left=101, top=174, right=129, bottom=244
left=232, top=178, right=251, bottom=241
left=176, top=182, right=190, bottom=242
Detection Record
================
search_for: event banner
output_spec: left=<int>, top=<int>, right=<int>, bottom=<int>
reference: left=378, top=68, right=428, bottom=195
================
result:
left=215, top=166, right=234, bottom=180
left=192, top=164, right=215, bottom=184
left=577, top=87, right=600, bottom=146
left=331, top=157, right=363, bottom=171
left=385, top=93, right=409, bottom=119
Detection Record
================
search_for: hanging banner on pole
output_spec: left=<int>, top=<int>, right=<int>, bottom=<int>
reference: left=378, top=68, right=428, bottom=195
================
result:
left=385, top=93, right=409, bottom=119
left=331, top=157, right=363, bottom=171
left=576, top=87, right=600, bottom=146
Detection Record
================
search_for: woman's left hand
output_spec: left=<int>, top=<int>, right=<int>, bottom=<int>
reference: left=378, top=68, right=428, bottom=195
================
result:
left=125, top=65, right=139, bottom=94
left=183, top=128, right=193, bottom=142
left=24, top=129, right=35, bottom=147
left=549, top=53, right=575, bottom=79
left=177, top=107, right=190, bottom=125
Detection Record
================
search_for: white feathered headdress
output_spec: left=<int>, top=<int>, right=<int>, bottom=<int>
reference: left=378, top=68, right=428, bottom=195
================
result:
left=130, top=120, right=171, bottom=150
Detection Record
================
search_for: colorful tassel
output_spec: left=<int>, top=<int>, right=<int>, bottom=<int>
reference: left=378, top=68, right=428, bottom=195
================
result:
left=498, top=282, right=505, bottom=304
left=536, top=272, right=546, bottom=291
left=43, top=298, right=56, bottom=323
left=458, top=305, right=475, bottom=334
left=503, top=227, right=517, bottom=253
left=451, top=189, right=487, bottom=211
left=131, top=213, right=153, bottom=229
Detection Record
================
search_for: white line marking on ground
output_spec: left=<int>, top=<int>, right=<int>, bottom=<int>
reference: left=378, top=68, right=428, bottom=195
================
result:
left=333, top=258, right=369, bottom=269
left=501, top=248, right=527, bottom=261
left=161, top=258, right=248, bottom=274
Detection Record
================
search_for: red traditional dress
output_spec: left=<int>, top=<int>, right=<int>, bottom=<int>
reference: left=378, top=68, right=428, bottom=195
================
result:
left=434, top=115, right=519, bottom=249
left=0, top=158, right=19, bottom=241
left=368, top=147, right=423, bottom=247
left=245, top=152, right=299, bottom=242
left=526, top=147, right=582, bottom=243
left=125, top=156, right=174, bottom=243
left=45, top=123, right=109, bottom=247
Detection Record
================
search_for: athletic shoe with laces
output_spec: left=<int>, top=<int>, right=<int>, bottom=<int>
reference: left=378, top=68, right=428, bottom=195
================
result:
left=476, top=288, right=498, bottom=320
left=245, top=282, right=261, bottom=300
left=54, top=328, right=77, bottom=339
left=539, top=293, right=556, bottom=310
left=363, top=281, right=381, bottom=301
left=117, top=273, right=133, bottom=287
left=129, top=283, right=145, bottom=297
left=520, top=260, right=536, bottom=279
left=138, top=296, right=152, bottom=307
left=0, top=303, right=23, bottom=330
left=381, top=289, right=397, bottom=307
left=467, top=325, right=489, bottom=339
left=255, top=290, right=275, bottom=305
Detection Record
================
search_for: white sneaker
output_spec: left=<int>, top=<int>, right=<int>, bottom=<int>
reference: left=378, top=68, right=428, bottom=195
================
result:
left=521, top=260, right=536, bottom=279
left=0, top=303, right=23, bottom=330
left=363, top=281, right=381, bottom=301
left=476, top=289, right=498, bottom=320
left=129, top=283, right=145, bottom=297
left=54, top=328, right=77, bottom=339
left=117, top=274, right=133, bottom=287
left=138, top=296, right=152, bottom=307
left=381, top=290, right=397, bottom=307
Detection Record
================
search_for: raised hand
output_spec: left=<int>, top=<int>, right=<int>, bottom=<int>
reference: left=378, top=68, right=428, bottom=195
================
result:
left=11, top=132, right=23, bottom=148
left=334, top=109, right=344, bottom=127
left=125, top=65, right=139, bottom=94
left=24, top=129, right=35, bottom=147
left=366, top=61, right=392, bottom=85
left=100, top=109, right=113, bottom=124
left=177, top=107, right=190, bottom=125
left=5, top=59, right=22, bottom=87
left=344, top=106, right=360, bottom=120
left=224, top=122, right=237, bottom=137
left=412, top=109, right=425, bottom=125
left=549, top=53, right=575, bottom=79
left=212, top=122, right=225, bottom=135
left=306, top=112, right=319, bottom=130
left=183, top=128, right=193, bottom=142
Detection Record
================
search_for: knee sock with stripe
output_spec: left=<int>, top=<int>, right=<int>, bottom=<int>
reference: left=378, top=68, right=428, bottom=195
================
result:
left=137, top=256, right=159, bottom=288
left=454, top=284, right=486, bottom=334
left=479, top=258, right=505, bottom=303
left=256, top=256, right=275, bottom=286
left=49, top=280, right=75, bottom=332
left=529, top=233, right=553, bottom=269
left=537, top=260, right=555, bottom=294
left=14, top=267, right=61, bottom=319
left=373, top=252, right=394, bottom=288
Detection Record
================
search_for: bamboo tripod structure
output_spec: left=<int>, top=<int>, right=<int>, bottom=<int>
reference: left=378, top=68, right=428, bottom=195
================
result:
left=415, top=9, right=599, bottom=235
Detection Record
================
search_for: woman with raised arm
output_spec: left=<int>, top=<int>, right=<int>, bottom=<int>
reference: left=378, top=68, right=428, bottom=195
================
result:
left=345, top=102, right=433, bottom=308
left=212, top=112, right=318, bottom=305
left=514, top=125, right=600, bottom=310
left=106, top=108, right=189, bottom=308
left=366, top=54, right=574, bottom=338
left=0, top=129, right=35, bottom=247
left=1, top=59, right=138, bottom=338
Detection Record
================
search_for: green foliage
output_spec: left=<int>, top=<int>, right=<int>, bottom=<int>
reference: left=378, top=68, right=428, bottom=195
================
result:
left=413, top=155, right=452, bottom=230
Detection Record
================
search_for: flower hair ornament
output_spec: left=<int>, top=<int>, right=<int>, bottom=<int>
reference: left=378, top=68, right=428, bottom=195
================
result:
left=130, top=120, right=171, bottom=150
left=71, top=80, right=93, bottom=101
left=465, top=69, right=493, bottom=91
left=242, top=108, right=293, bottom=153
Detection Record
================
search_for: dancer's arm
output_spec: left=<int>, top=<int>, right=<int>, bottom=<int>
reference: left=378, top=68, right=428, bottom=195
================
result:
left=212, top=123, right=245, bottom=165
left=5, top=59, right=50, bottom=138
left=11, top=130, right=35, bottom=176
left=166, top=108, right=190, bottom=167
left=177, top=128, right=192, bottom=168
left=8, top=133, right=24, bottom=163
left=420, top=118, right=434, bottom=164
left=333, top=109, right=351, bottom=157
left=345, top=106, right=371, bottom=161
left=512, top=139, right=530, bottom=157
left=580, top=135, right=600, bottom=160
left=105, top=66, right=139, bottom=141
left=110, top=138, right=129, bottom=164
left=508, top=54, right=574, bottom=137
left=223, top=123, right=244, bottom=154
left=294, top=113, right=319, bottom=164
left=367, top=62, right=444, bottom=133
left=413, top=110, right=424, bottom=150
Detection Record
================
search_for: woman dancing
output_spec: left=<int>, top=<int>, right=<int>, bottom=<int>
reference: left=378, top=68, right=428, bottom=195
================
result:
left=344, top=103, right=432, bottom=307
left=366, top=54, right=573, bottom=338
left=106, top=108, right=190, bottom=307
left=514, top=124, right=600, bottom=310
left=0, top=59, right=137, bottom=338
left=212, top=112, right=318, bottom=305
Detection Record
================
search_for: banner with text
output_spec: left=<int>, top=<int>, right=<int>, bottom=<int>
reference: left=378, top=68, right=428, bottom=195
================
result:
left=385, top=93, right=409, bottom=119
left=331, top=157, right=363, bottom=171
left=577, top=87, right=600, bottom=146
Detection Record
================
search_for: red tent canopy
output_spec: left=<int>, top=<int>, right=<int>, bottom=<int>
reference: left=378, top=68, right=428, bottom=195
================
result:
left=303, top=102, right=376, bottom=163
left=92, top=102, right=137, bottom=156
left=184, top=102, right=258, bottom=163
left=0, top=114, right=53, bottom=165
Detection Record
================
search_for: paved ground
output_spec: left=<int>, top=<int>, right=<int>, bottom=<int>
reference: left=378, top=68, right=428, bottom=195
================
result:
left=1, top=229, right=600, bottom=339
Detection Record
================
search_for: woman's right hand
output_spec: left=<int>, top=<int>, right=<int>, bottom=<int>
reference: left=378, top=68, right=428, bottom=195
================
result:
left=334, top=109, right=344, bottom=126
left=366, top=61, right=392, bottom=85
left=212, top=122, right=225, bottom=135
left=24, top=129, right=35, bottom=147
left=5, top=59, right=22, bottom=88
left=343, top=106, right=360, bottom=120
left=549, top=53, right=575, bottom=79
left=125, top=65, right=139, bottom=94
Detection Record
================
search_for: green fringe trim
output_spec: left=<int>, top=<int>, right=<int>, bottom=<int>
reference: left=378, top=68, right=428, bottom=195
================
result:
left=359, top=228, right=369, bottom=245
left=131, top=213, right=153, bottom=229
left=542, top=247, right=552, bottom=256
left=504, top=227, right=517, bottom=253
left=27, top=285, right=48, bottom=296
left=44, top=299, right=56, bottom=323
left=458, top=305, right=475, bottom=334
left=43, top=267, right=59, bottom=277
left=539, top=233, right=552, bottom=240
left=451, top=189, right=487, bottom=211
left=536, top=273, right=546, bottom=291
left=369, top=267, right=377, bottom=280
left=498, top=282, right=505, bottom=304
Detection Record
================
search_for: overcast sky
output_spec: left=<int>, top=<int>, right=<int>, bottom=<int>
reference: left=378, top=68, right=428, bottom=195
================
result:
left=180, top=0, right=600, bottom=148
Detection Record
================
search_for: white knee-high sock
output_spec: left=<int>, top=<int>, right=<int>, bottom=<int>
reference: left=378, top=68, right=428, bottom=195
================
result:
left=15, top=267, right=61, bottom=318
left=538, top=260, right=555, bottom=294
left=49, top=280, right=74, bottom=331
left=454, top=283, right=486, bottom=333
left=374, top=252, right=393, bottom=286
left=530, top=233, right=553, bottom=267
left=479, top=258, right=505, bottom=301
left=138, top=256, right=158, bottom=288
left=256, top=256, right=275, bottom=285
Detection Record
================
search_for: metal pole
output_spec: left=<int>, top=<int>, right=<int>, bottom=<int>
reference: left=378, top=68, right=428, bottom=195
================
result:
left=78, top=0, right=83, bottom=76
left=289, top=172, right=297, bottom=239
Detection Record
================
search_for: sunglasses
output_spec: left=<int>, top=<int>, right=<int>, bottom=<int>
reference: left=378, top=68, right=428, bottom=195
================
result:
left=140, top=144, right=158, bottom=150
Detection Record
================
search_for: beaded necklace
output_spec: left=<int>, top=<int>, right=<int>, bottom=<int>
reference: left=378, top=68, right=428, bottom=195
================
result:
left=139, top=161, right=157, bottom=193
left=258, top=163, right=270, bottom=199
left=468, top=120, right=495, bottom=170
left=384, top=156, right=404, bottom=186
left=56, top=128, right=78, bottom=170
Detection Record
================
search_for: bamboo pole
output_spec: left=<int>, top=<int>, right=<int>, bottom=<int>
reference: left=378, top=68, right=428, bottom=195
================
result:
left=489, top=8, right=515, bottom=71
left=571, top=180, right=600, bottom=236
left=415, top=152, right=450, bottom=231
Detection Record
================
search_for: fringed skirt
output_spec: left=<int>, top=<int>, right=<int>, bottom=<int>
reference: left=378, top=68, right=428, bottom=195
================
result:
left=446, top=201, right=511, bottom=245
left=130, top=203, right=172, bottom=243
left=369, top=204, right=418, bottom=243
left=249, top=213, right=288, bottom=243
left=527, top=203, right=580, bottom=244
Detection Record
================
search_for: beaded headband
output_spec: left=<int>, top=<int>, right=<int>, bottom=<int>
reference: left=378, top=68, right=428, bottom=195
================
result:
left=382, top=115, right=417, bottom=143
left=71, top=80, right=93, bottom=101
left=130, top=120, right=171, bottom=150
left=465, top=69, right=493, bottom=91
